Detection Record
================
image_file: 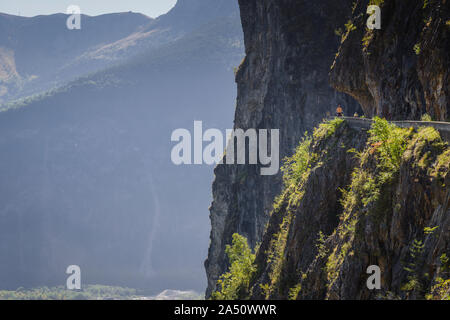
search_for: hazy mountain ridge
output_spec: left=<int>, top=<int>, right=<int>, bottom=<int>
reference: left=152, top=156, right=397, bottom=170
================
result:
left=0, top=0, right=241, bottom=104
left=0, top=13, right=152, bottom=101
left=0, top=12, right=154, bottom=103
left=1, top=12, right=244, bottom=112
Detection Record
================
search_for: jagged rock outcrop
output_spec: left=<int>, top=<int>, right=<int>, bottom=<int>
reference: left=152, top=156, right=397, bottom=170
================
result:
left=249, top=120, right=449, bottom=299
left=205, top=0, right=360, bottom=297
left=249, top=121, right=369, bottom=299
left=330, top=0, right=449, bottom=120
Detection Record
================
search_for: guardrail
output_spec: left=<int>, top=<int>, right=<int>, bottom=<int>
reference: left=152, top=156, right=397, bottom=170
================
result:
left=339, top=117, right=450, bottom=141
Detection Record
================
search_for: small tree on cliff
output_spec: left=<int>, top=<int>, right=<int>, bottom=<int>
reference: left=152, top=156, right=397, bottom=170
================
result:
left=211, top=233, right=256, bottom=300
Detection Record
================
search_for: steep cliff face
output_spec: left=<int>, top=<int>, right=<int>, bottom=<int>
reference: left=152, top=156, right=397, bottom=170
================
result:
left=330, top=0, right=449, bottom=120
left=207, top=0, right=449, bottom=300
left=205, top=0, right=360, bottom=297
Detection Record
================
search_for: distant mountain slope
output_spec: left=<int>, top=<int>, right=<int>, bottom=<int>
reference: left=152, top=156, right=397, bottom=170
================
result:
left=0, top=0, right=243, bottom=293
left=0, top=0, right=241, bottom=104
left=156, top=0, right=240, bottom=30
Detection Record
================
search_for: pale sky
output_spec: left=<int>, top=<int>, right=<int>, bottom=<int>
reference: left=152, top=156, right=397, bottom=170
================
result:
left=0, top=0, right=178, bottom=18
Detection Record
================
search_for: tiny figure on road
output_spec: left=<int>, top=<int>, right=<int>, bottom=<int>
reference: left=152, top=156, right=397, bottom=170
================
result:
left=336, top=105, right=344, bottom=117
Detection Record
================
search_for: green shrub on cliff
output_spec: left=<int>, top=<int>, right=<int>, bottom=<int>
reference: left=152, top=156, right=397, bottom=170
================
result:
left=402, top=239, right=426, bottom=294
left=368, top=117, right=410, bottom=173
left=211, top=233, right=256, bottom=300
left=340, top=118, right=410, bottom=212
left=280, top=118, right=343, bottom=189
left=281, top=134, right=313, bottom=188
left=279, top=119, right=345, bottom=200
left=426, top=254, right=450, bottom=300
left=313, top=117, right=344, bottom=141
left=414, top=43, right=421, bottom=55
left=433, top=150, right=450, bottom=179
left=369, top=0, right=385, bottom=5
left=427, top=278, right=450, bottom=300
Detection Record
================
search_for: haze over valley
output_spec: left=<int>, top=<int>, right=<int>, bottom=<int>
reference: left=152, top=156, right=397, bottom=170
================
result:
left=0, top=0, right=244, bottom=294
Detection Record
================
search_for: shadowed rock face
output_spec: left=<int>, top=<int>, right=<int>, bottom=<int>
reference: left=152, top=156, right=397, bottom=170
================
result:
left=330, top=0, right=449, bottom=121
left=205, top=0, right=360, bottom=297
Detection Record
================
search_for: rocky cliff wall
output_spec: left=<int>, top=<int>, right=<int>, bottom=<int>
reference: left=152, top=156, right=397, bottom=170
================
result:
left=205, top=0, right=359, bottom=297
